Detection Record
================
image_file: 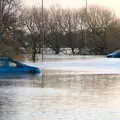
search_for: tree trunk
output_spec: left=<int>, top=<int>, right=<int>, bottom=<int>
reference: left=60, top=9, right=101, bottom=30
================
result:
left=71, top=48, right=75, bottom=55
left=32, top=40, right=37, bottom=62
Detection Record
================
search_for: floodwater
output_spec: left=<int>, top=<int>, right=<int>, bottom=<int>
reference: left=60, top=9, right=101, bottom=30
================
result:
left=1, top=56, right=120, bottom=120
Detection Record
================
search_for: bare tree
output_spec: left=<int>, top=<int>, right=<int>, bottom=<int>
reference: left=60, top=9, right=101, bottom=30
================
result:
left=23, top=8, right=39, bottom=62
left=0, top=0, right=21, bottom=39
left=32, top=7, right=50, bottom=54
left=0, top=0, right=23, bottom=58
left=106, top=19, right=120, bottom=53
left=46, top=6, right=64, bottom=54
left=80, top=6, right=116, bottom=54
left=58, top=9, right=76, bottom=54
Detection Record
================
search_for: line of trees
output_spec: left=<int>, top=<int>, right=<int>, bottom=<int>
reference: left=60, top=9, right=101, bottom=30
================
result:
left=1, top=0, right=120, bottom=61
left=0, top=0, right=25, bottom=58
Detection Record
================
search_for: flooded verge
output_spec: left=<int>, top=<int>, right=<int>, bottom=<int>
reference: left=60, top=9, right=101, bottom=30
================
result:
left=1, top=56, right=120, bottom=120
left=0, top=73, right=120, bottom=120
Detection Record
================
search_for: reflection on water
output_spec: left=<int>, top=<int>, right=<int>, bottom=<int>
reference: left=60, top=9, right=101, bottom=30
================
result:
left=0, top=73, right=42, bottom=79
left=0, top=70, right=120, bottom=120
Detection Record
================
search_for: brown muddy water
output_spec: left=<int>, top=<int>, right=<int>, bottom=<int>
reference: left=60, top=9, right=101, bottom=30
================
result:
left=1, top=56, right=120, bottom=120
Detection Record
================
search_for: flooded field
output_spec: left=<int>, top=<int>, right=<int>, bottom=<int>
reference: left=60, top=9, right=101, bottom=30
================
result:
left=1, top=56, right=120, bottom=120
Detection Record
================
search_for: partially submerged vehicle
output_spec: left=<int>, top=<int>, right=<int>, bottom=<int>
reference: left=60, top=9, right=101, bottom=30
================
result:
left=0, top=58, right=41, bottom=74
left=106, top=50, right=120, bottom=58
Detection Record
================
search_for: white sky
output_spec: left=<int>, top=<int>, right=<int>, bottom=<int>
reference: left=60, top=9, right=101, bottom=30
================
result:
left=23, top=0, right=120, bottom=17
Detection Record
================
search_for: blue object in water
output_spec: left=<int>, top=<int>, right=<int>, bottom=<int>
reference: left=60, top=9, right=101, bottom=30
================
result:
left=106, top=50, right=120, bottom=58
left=0, top=58, right=41, bottom=74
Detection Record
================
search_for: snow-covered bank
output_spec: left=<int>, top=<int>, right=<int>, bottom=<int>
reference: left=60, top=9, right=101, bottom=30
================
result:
left=41, top=58, right=120, bottom=74
left=25, top=56, right=120, bottom=74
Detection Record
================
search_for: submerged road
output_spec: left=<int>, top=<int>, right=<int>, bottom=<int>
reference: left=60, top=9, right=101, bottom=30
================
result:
left=0, top=56, right=120, bottom=120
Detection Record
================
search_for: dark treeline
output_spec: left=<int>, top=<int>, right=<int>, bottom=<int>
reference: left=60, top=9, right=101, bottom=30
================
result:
left=1, top=0, right=120, bottom=61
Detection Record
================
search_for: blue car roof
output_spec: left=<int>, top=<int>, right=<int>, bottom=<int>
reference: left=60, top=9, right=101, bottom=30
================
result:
left=112, top=50, right=120, bottom=53
left=0, top=57, right=13, bottom=60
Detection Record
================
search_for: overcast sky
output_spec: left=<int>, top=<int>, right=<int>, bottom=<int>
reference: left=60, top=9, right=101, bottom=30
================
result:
left=23, top=0, right=120, bottom=17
